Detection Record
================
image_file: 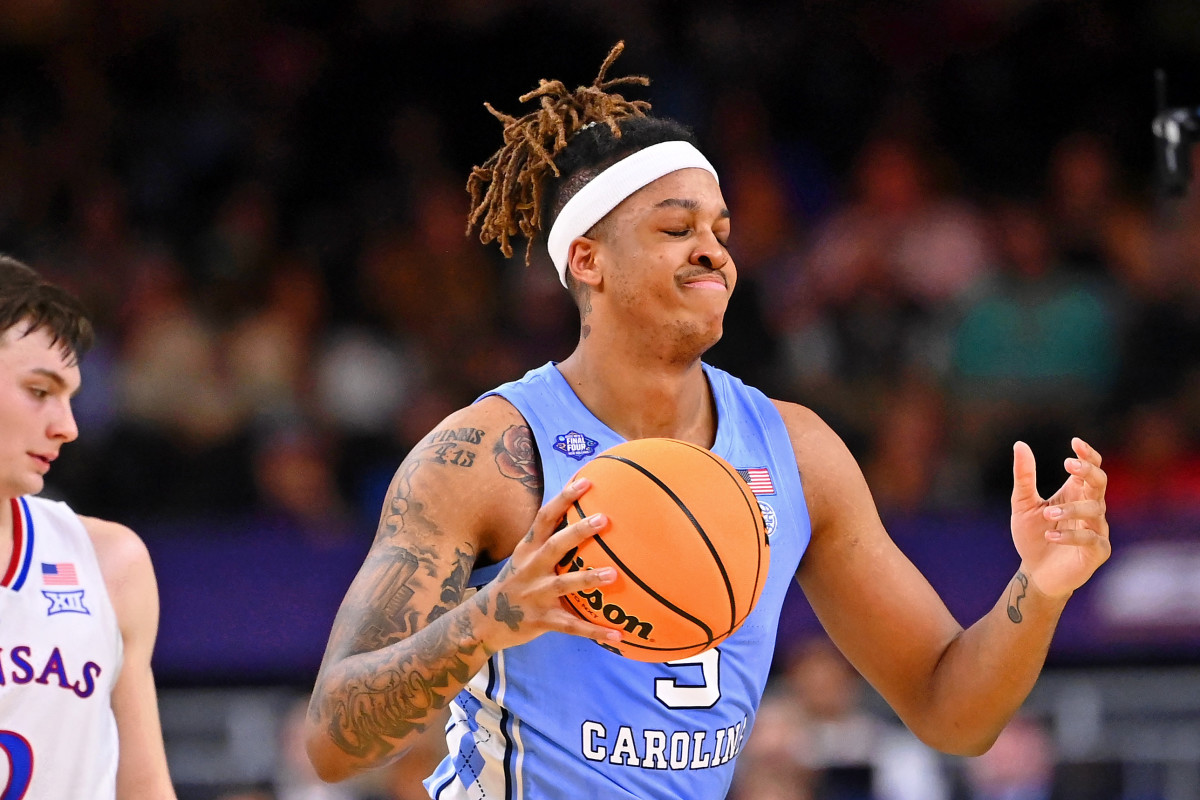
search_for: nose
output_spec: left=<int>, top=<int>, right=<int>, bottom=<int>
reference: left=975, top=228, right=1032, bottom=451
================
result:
left=50, top=399, right=79, bottom=444
left=691, top=227, right=730, bottom=271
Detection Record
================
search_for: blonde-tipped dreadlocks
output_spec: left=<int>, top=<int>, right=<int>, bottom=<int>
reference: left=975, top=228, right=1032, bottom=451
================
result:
left=466, top=41, right=652, bottom=264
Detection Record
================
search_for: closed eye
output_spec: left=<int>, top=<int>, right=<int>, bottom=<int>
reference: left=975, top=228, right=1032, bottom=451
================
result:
left=664, top=230, right=689, bottom=237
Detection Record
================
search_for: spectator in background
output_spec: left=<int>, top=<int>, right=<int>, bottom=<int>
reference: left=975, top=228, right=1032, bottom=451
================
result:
left=1098, top=401, right=1200, bottom=514
left=250, top=423, right=357, bottom=546
left=108, top=250, right=256, bottom=516
left=736, top=635, right=951, bottom=800
left=952, top=713, right=1122, bottom=800
left=729, top=696, right=816, bottom=800
left=775, top=131, right=992, bottom=449
left=860, top=375, right=982, bottom=515
left=1044, top=132, right=1128, bottom=276
left=225, top=252, right=328, bottom=429
left=948, top=199, right=1119, bottom=499
left=956, top=715, right=1057, bottom=800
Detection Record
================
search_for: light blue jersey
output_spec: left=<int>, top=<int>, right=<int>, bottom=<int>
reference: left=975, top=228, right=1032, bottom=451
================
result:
left=425, top=362, right=810, bottom=800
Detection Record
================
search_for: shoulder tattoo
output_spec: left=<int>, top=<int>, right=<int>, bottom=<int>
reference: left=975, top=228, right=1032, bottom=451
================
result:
left=418, top=426, right=486, bottom=469
left=494, top=424, right=542, bottom=495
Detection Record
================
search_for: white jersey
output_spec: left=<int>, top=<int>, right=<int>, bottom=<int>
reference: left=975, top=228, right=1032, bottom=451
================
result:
left=0, top=495, right=123, bottom=799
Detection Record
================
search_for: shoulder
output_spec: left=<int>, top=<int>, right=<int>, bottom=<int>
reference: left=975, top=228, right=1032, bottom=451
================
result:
left=768, top=399, right=848, bottom=465
left=408, top=395, right=536, bottom=481
left=768, top=399, right=871, bottom=528
left=80, top=516, right=154, bottom=584
left=388, top=394, right=542, bottom=564
left=78, top=516, right=159, bottom=629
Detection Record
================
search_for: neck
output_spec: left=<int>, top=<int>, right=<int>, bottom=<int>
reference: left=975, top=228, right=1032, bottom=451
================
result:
left=557, top=342, right=717, bottom=446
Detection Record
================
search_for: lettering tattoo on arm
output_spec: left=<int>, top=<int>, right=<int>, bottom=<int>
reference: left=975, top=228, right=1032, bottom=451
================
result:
left=1006, top=570, right=1029, bottom=623
left=420, top=426, right=486, bottom=468
left=494, top=425, right=543, bottom=496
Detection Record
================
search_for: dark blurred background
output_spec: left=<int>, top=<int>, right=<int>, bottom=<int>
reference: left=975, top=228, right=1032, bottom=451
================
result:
left=4, top=1, right=1200, bottom=798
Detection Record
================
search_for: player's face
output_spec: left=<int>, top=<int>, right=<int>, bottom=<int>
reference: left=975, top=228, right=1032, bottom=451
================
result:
left=0, top=324, right=81, bottom=500
left=593, top=168, right=736, bottom=355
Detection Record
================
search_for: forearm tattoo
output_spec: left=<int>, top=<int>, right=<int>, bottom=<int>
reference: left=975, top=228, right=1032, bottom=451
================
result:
left=311, top=437, right=490, bottom=759
left=320, top=591, right=491, bottom=760
left=1006, top=570, right=1029, bottom=623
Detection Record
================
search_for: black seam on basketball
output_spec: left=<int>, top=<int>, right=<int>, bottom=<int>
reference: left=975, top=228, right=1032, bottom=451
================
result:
left=588, top=529, right=715, bottom=643
left=572, top=491, right=716, bottom=645
left=668, top=442, right=770, bottom=627
left=597, top=453, right=736, bottom=635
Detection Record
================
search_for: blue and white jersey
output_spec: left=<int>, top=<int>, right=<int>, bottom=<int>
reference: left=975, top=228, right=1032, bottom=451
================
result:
left=0, top=496, right=123, bottom=800
left=426, top=362, right=810, bottom=800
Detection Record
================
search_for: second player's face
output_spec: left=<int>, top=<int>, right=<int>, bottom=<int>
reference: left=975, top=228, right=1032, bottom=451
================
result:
left=0, top=324, right=81, bottom=500
left=594, top=168, right=736, bottom=353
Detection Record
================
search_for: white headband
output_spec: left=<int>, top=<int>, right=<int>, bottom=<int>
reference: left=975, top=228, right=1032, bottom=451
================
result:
left=546, top=140, right=719, bottom=287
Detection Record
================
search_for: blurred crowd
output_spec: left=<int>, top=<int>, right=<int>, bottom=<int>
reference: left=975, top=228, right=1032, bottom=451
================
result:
left=3, top=0, right=1200, bottom=534
left=7, top=4, right=1199, bottom=799
left=728, top=634, right=1128, bottom=800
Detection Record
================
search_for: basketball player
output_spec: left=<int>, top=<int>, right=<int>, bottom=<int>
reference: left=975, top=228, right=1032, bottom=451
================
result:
left=305, top=44, right=1110, bottom=799
left=0, top=256, right=176, bottom=798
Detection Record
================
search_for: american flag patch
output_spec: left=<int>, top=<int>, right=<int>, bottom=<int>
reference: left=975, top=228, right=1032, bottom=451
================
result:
left=737, top=467, right=776, bottom=495
left=42, top=562, right=78, bottom=586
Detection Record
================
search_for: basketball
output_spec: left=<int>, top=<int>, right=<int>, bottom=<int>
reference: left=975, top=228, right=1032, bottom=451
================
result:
left=554, top=437, right=770, bottom=662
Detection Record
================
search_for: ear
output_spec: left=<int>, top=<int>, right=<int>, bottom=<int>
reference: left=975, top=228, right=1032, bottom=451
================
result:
left=566, top=237, right=603, bottom=289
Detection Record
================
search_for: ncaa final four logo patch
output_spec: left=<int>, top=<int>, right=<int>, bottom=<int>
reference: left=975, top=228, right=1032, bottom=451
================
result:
left=554, top=431, right=598, bottom=460
left=43, top=590, right=90, bottom=616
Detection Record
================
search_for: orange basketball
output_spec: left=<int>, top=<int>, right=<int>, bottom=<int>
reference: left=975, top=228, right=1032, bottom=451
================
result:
left=554, top=437, right=770, bottom=662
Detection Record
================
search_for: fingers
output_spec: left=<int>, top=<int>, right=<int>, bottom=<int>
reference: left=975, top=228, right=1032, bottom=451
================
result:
left=1043, top=526, right=1112, bottom=550
left=1064, top=448, right=1109, bottom=498
left=526, top=478, right=593, bottom=547
left=1072, top=436, right=1102, bottom=467
left=553, top=606, right=624, bottom=644
left=1043, top=498, right=1107, bottom=528
left=1011, top=441, right=1041, bottom=507
left=551, top=570, right=624, bottom=644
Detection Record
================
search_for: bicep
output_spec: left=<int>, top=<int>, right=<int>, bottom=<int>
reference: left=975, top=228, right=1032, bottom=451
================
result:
left=320, top=458, right=481, bottom=665
left=784, top=404, right=962, bottom=715
left=319, top=404, right=537, bottom=665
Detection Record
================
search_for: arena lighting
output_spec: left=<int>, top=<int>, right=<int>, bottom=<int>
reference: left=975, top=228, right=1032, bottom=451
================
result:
left=1152, top=69, right=1200, bottom=197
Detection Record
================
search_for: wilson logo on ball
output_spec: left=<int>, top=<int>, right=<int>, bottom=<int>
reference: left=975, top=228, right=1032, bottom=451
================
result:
left=559, top=547, right=655, bottom=640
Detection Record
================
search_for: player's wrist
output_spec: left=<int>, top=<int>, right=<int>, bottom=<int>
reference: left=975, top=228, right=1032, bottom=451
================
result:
left=467, top=584, right=522, bottom=655
left=1015, top=563, right=1075, bottom=605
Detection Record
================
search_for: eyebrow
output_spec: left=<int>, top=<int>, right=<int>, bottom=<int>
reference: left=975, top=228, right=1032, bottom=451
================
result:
left=654, top=197, right=731, bottom=219
left=30, top=368, right=82, bottom=398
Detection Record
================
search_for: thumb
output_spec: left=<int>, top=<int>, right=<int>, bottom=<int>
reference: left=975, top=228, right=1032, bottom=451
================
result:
left=1011, top=441, right=1042, bottom=509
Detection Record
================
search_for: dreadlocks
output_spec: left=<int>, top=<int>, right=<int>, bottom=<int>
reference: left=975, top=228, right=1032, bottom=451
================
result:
left=467, top=41, right=694, bottom=266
